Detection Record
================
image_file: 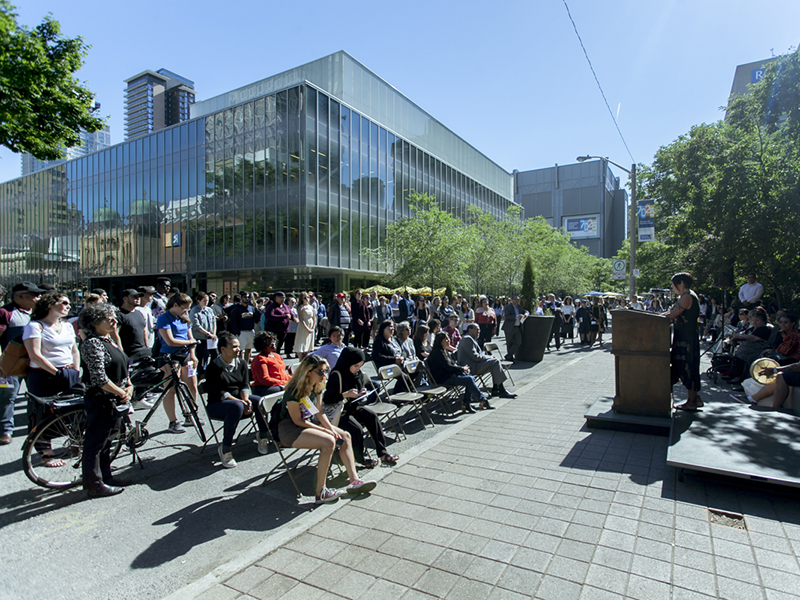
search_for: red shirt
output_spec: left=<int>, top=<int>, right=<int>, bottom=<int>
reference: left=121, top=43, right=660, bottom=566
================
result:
left=251, top=352, right=290, bottom=387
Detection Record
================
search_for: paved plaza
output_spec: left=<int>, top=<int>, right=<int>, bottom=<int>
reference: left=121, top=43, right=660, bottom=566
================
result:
left=168, top=340, right=800, bottom=600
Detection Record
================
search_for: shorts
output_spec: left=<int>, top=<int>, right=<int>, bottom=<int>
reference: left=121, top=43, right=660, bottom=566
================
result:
left=238, top=330, right=255, bottom=351
left=278, top=418, right=305, bottom=447
left=781, top=371, right=800, bottom=387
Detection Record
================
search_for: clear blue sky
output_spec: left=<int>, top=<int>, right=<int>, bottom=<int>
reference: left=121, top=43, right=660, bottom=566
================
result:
left=1, top=0, right=798, bottom=185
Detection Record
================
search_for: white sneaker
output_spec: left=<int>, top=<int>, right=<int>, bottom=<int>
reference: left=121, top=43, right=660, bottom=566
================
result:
left=256, top=432, right=270, bottom=455
left=167, top=420, right=186, bottom=434
left=132, top=398, right=154, bottom=410
left=315, top=487, right=346, bottom=504
left=218, top=446, right=237, bottom=468
left=346, top=479, right=377, bottom=495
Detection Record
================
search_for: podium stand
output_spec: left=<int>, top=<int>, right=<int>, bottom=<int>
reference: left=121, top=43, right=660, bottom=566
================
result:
left=611, top=310, right=671, bottom=418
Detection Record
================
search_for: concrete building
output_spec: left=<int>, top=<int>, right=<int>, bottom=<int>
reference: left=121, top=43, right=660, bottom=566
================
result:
left=124, top=69, right=195, bottom=139
left=514, top=160, right=627, bottom=258
left=729, top=56, right=779, bottom=98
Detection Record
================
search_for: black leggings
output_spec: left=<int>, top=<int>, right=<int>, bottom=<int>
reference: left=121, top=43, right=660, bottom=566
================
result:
left=338, top=405, right=390, bottom=463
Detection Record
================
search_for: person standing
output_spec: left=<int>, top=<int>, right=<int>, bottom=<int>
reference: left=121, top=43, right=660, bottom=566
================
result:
left=136, top=286, right=157, bottom=348
left=293, top=292, right=317, bottom=359
left=263, top=292, right=295, bottom=355
left=189, top=291, right=218, bottom=376
left=666, top=272, right=702, bottom=411
left=117, top=289, right=151, bottom=364
left=738, top=273, right=765, bottom=309
left=0, top=282, right=44, bottom=445
left=327, top=293, right=352, bottom=344
left=502, top=296, right=527, bottom=362
left=228, top=294, right=255, bottom=364
left=350, top=290, right=373, bottom=349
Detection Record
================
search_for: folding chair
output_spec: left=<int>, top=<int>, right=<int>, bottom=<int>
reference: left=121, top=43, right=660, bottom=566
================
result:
left=258, top=392, right=320, bottom=498
left=362, top=377, right=405, bottom=442
left=404, top=359, right=451, bottom=418
left=199, top=383, right=258, bottom=454
left=419, top=360, right=465, bottom=416
left=376, top=364, right=432, bottom=429
left=484, top=342, right=515, bottom=386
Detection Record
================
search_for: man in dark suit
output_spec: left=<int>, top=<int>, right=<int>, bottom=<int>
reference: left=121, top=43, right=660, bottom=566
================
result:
left=398, top=291, right=415, bottom=323
left=457, top=324, right=517, bottom=398
left=502, top=296, right=528, bottom=361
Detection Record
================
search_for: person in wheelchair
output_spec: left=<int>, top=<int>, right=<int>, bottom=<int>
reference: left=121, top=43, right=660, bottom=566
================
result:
left=205, top=332, right=271, bottom=467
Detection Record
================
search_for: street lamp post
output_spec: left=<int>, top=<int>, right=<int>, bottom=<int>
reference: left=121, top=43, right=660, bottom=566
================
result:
left=577, top=156, right=636, bottom=299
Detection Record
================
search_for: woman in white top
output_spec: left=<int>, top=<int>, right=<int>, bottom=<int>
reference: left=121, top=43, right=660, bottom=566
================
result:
left=23, top=292, right=81, bottom=399
left=561, top=296, right=576, bottom=341
left=458, top=299, right=475, bottom=333
left=293, top=292, right=317, bottom=359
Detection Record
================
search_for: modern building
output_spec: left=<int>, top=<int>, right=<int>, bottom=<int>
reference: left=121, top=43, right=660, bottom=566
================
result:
left=124, top=69, right=195, bottom=139
left=513, top=160, right=627, bottom=258
left=1, top=52, right=514, bottom=298
left=21, top=124, right=111, bottom=176
left=729, top=56, right=779, bottom=98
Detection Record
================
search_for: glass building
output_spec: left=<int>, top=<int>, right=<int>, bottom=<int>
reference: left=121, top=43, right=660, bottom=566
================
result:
left=0, top=52, right=515, bottom=299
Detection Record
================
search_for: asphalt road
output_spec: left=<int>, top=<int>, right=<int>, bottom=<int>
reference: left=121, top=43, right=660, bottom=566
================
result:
left=0, top=334, right=598, bottom=600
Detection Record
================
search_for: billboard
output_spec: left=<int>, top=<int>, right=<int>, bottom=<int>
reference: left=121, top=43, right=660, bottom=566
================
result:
left=564, top=215, right=599, bottom=239
left=637, top=200, right=655, bottom=242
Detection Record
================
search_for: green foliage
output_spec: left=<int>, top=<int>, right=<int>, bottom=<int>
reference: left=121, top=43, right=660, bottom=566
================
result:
left=639, top=48, right=800, bottom=306
left=0, top=1, right=106, bottom=159
left=520, top=256, right=535, bottom=310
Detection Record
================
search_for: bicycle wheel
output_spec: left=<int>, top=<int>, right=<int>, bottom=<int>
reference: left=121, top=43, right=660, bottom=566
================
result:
left=177, top=383, right=206, bottom=443
left=22, top=407, right=86, bottom=489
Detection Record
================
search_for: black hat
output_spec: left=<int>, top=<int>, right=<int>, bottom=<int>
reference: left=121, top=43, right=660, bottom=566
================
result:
left=39, top=283, right=56, bottom=291
left=122, top=288, right=142, bottom=298
left=274, top=291, right=286, bottom=298
left=12, top=281, right=46, bottom=294
left=137, top=285, right=156, bottom=295
left=91, top=288, right=107, bottom=296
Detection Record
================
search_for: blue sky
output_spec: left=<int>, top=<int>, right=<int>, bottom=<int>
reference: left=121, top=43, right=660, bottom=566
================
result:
left=1, top=0, right=798, bottom=185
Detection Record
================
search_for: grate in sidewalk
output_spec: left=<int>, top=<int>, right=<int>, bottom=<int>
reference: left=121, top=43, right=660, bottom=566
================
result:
left=707, top=508, right=747, bottom=529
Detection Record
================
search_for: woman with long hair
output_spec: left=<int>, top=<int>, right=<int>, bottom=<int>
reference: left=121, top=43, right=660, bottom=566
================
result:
left=293, top=292, right=316, bottom=359
left=666, top=272, right=702, bottom=410
left=561, top=296, right=575, bottom=341
left=474, top=296, right=496, bottom=348
left=427, top=332, right=492, bottom=413
left=157, top=293, right=201, bottom=434
left=323, top=347, right=399, bottom=468
left=413, top=323, right=432, bottom=359
left=277, top=354, right=377, bottom=503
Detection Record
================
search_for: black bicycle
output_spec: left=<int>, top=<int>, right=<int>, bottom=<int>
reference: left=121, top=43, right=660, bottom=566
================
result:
left=21, top=347, right=206, bottom=489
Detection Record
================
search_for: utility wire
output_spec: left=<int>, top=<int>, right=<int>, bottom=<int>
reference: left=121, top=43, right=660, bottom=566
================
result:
left=562, top=0, right=636, bottom=165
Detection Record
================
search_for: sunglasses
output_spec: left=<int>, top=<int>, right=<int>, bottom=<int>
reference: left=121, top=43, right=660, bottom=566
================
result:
left=59, top=300, right=70, bottom=306
left=314, top=368, right=329, bottom=376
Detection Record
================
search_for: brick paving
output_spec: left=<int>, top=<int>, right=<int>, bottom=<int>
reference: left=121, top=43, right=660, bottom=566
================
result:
left=173, top=339, right=800, bottom=600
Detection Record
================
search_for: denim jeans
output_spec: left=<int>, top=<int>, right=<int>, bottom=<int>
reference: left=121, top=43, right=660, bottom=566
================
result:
left=0, top=376, right=19, bottom=435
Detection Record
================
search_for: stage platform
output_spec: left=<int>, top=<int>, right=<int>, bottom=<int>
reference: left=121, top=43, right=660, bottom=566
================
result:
left=585, top=396, right=672, bottom=435
left=667, top=402, right=800, bottom=488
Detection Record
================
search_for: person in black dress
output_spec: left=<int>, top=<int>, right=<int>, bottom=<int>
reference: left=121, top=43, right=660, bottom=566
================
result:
left=666, top=272, right=702, bottom=410
left=79, top=304, right=134, bottom=498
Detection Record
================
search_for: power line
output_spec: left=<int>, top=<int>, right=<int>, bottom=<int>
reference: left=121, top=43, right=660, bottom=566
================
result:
left=562, top=0, right=636, bottom=165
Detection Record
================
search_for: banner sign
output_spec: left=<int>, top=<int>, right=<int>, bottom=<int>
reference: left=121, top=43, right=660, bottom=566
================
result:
left=637, top=200, right=655, bottom=242
left=564, top=215, right=598, bottom=239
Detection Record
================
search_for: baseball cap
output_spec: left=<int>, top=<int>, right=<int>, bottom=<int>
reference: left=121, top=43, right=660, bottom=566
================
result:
left=137, top=285, right=156, bottom=295
left=122, top=288, right=142, bottom=298
left=336, top=292, right=346, bottom=298
left=12, top=281, right=46, bottom=294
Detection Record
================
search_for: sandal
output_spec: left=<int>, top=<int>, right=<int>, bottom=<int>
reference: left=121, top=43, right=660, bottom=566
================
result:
left=42, top=455, right=66, bottom=468
left=381, top=454, right=399, bottom=465
left=360, top=458, right=379, bottom=468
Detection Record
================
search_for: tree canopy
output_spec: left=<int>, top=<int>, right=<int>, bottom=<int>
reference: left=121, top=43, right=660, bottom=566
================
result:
left=0, top=1, right=105, bottom=159
left=636, top=48, right=800, bottom=308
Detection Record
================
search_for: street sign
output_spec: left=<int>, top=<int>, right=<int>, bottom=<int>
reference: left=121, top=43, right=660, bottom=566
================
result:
left=633, top=269, right=640, bottom=277
left=612, top=259, right=626, bottom=276
left=612, top=273, right=626, bottom=280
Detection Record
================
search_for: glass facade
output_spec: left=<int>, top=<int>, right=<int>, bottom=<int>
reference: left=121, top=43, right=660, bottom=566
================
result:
left=1, top=69, right=514, bottom=294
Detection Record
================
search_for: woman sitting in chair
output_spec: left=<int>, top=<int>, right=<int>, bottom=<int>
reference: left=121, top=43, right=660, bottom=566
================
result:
left=323, top=347, right=399, bottom=468
left=251, top=331, right=291, bottom=395
left=205, top=332, right=271, bottom=468
left=277, top=354, right=377, bottom=504
left=427, top=332, right=492, bottom=413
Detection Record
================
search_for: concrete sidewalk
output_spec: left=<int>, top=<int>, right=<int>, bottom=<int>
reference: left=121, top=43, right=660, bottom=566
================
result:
left=172, top=341, right=800, bottom=600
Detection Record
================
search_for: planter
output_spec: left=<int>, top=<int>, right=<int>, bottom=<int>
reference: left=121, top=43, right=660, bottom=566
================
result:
left=517, top=315, right=555, bottom=363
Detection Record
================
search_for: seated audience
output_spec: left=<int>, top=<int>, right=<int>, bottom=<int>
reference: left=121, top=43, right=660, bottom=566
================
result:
left=251, top=331, right=291, bottom=395
left=311, top=326, right=346, bottom=368
left=456, top=324, right=516, bottom=399
left=413, top=323, right=432, bottom=359
left=372, top=320, right=404, bottom=369
left=427, top=332, right=492, bottom=413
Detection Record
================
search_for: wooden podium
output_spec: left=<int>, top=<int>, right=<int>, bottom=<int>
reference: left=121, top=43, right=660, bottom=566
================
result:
left=611, top=310, right=671, bottom=418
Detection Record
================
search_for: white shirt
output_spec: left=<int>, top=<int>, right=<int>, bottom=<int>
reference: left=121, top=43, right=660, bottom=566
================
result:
left=23, top=320, right=75, bottom=369
left=739, top=282, right=764, bottom=304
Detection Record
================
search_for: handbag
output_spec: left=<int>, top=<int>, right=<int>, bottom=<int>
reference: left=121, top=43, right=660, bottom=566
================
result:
left=0, top=338, right=29, bottom=378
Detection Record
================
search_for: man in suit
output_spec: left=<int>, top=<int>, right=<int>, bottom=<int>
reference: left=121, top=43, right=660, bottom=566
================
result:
left=398, top=291, right=415, bottom=323
left=502, top=296, right=528, bottom=361
left=457, top=324, right=517, bottom=398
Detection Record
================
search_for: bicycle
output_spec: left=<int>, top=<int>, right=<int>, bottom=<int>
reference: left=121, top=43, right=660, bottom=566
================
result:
left=21, top=346, right=206, bottom=490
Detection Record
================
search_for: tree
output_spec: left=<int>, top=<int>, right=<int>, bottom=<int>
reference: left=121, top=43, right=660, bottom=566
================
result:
left=640, top=48, right=800, bottom=307
left=520, top=256, right=535, bottom=310
left=0, top=1, right=105, bottom=159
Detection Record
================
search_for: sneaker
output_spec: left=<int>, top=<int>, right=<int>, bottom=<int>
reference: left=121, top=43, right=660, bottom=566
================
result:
left=167, top=420, right=186, bottom=434
left=218, top=446, right=237, bottom=468
left=315, top=487, right=346, bottom=504
left=346, top=479, right=377, bottom=495
left=132, top=398, right=154, bottom=410
left=183, top=416, right=205, bottom=427
left=256, top=432, right=270, bottom=455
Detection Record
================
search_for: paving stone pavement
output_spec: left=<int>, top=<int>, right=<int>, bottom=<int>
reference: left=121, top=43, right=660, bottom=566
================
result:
left=168, top=336, right=800, bottom=600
